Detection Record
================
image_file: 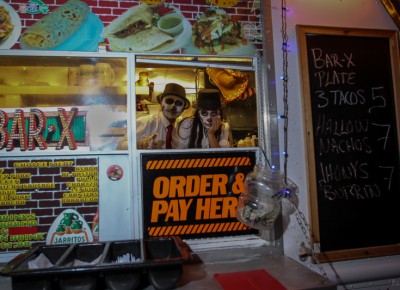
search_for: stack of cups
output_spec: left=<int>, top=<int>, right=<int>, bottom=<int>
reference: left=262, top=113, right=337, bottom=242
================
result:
left=79, top=64, right=96, bottom=86
left=96, top=63, right=115, bottom=86
left=67, top=63, right=115, bottom=86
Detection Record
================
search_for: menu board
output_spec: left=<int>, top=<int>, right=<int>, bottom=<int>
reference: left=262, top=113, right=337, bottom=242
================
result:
left=0, top=157, right=99, bottom=253
left=297, top=25, right=400, bottom=262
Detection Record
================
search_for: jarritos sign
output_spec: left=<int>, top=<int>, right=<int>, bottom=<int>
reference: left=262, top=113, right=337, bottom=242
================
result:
left=142, top=151, right=258, bottom=239
left=0, top=107, right=87, bottom=152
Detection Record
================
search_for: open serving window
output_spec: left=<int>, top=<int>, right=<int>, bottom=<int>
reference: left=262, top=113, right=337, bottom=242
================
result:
left=132, top=54, right=265, bottom=150
left=130, top=55, right=273, bottom=241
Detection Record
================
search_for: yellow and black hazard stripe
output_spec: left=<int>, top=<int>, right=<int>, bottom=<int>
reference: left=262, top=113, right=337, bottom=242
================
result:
left=146, top=157, right=252, bottom=170
left=148, top=221, right=251, bottom=237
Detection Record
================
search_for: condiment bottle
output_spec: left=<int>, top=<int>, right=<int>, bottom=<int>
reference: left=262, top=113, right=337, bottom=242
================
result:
left=68, top=67, right=80, bottom=86
left=244, top=136, right=252, bottom=147
left=136, top=71, right=149, bottom=86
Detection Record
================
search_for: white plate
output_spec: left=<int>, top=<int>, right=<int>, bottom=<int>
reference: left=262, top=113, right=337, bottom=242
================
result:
left=105, top=5, right=192, bottom=53
left=149, top=18, right=192, bottom=53
left=183, top=39, right=257, bottom=57
left=52, top=12, right=104, bottom=52
left=0, top=0, right=22, bottom=49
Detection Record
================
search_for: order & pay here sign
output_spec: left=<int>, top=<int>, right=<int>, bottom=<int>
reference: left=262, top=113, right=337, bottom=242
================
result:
left=141, top=151, right=257, bottom=239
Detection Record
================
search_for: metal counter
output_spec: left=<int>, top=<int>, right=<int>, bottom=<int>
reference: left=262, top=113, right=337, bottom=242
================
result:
left=1, top=246, right=335, bottom=290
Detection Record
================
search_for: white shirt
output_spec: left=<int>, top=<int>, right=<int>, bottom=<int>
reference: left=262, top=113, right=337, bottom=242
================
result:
left=136, top=112, right=174, bottom=149
left=172, top=117, right=231, bottom=149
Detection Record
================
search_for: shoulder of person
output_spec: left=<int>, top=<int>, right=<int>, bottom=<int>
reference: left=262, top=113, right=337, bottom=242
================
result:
left=178, top=116, right=195, bottom=127
left=137, top=112, right=158, bottom=124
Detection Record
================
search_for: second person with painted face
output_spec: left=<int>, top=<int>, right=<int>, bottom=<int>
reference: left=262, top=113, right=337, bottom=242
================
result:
left=172, top=89, right=231, bottom=149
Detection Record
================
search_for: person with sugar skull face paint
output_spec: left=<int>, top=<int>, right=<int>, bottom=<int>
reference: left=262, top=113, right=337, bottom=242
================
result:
left=117, top=83, right=189, bottom=149
left=172, top=89, right=230, bottom=148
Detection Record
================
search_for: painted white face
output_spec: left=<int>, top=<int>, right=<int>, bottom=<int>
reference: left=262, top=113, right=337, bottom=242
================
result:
left=199, top=109, right=220, bottom=129
left=161, top=95, right=185, bottom=121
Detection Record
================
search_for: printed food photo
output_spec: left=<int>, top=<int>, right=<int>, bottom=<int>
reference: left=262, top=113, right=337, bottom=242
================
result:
left=102, top=3, right=191, bottom=53
left=0, top=0, right=21, bottom=49
left=187, top=8, right=256, bottom=55
left=19, top=0, right=103, bottom=51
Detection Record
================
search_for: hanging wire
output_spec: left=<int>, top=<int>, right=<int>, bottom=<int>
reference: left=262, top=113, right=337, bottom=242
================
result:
left=281, top=0, right=289, bottom=184
left=279, top=3, right=347, bottom=287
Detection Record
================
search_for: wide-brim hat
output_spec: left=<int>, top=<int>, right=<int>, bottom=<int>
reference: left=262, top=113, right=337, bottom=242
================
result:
left=157, top=83, right=190, bottom=109
left=195, top=89, right=222, bottom=110
left=206, top=68, right=249, bottom=104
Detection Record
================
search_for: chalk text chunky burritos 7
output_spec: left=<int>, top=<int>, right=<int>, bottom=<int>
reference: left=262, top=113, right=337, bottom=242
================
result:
left=103, top=4, right=175, bottom=52
left=20, top=0, right=90, bottom=49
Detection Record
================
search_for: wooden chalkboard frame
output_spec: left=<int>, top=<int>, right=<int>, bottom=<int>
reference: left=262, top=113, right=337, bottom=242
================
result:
left=297, top=25, right=400, bottom=262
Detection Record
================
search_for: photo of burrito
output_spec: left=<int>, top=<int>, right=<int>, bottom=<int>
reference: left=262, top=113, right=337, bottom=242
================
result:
left=103, top=4, right=190, bottom=53
left=20, top=0, right=90, bottom=49
left=103, top=4, right=153, bottom=39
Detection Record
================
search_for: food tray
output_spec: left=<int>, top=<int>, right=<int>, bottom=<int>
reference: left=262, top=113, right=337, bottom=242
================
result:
left=0, top=236, right=191, bottom=290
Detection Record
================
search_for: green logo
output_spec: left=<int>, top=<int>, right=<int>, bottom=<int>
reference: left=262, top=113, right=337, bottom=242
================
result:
left=19, top=0, right=49, bottom=15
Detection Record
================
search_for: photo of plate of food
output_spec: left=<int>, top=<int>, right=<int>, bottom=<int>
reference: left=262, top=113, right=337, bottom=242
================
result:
left=19, top=0, right=103, bottom=51
left=102, top=4, right=191, bottom=53
left=183, top=8, right=257, bottom=56
left=0, top=0, right=21, bottom=49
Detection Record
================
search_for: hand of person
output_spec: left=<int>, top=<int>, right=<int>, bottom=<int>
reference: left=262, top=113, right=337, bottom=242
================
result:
left=138, top=133, right=158, bottom=149
left=207, top=116, right=221, bottom=136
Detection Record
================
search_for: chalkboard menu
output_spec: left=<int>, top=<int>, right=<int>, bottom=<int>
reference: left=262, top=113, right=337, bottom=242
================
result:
left=297, top=26, right=400, bottom=262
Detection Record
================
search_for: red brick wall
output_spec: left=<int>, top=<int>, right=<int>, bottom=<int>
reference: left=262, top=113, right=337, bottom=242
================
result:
left=6, top=0, right=263, bottom=52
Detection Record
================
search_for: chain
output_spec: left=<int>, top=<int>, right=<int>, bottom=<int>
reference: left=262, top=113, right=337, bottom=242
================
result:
left=293, top=204, right=328, bottom=278
left=293, top=203, right=349, bottom=289
left=279, top=1, right=346, bottom=287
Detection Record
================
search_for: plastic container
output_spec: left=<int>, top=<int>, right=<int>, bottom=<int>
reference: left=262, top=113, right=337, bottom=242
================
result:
left=236, top=165, right=287, bottom=230
left=1, top=237, right=190, bottom=290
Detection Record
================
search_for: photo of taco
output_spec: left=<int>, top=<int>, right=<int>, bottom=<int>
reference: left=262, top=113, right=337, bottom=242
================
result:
left=192, top=8, right=247, bottom=55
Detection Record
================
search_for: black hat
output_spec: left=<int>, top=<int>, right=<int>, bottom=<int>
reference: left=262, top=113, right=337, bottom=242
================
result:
left=157, top=83, right=190, bottom=109
left=196, top=89, right=222, bottom=110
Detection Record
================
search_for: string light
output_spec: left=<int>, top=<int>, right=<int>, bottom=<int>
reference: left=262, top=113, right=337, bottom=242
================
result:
left=281, top=0, right=289, bottom=183
left=277, top=3, right=337, bottom=281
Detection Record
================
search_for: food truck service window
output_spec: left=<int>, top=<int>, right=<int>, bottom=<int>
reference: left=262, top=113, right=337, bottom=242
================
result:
left=131, top=55, right=264, bottom=151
